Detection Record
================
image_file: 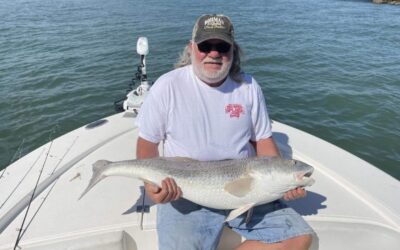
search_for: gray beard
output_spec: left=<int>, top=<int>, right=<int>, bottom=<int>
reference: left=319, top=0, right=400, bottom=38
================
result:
left=191, top=56, right=232, bottom=84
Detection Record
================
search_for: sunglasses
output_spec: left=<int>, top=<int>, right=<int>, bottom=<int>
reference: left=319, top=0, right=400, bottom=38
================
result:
left=197, top=41, right=232, bottom=54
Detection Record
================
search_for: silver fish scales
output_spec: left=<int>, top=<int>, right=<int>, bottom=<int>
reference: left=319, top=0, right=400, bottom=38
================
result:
left=80, top=156, right=315, bottom=221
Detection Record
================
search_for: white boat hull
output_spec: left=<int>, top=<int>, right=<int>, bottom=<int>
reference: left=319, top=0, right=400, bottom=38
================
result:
left=1, top=112, right=399, bottom=249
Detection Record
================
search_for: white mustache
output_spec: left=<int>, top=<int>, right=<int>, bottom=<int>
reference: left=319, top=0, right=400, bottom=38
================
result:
left=203, top=59, right=223, bottom=64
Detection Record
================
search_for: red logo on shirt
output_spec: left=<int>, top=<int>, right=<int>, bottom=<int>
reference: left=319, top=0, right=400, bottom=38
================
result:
left=225, top=104, right=245, bottom=118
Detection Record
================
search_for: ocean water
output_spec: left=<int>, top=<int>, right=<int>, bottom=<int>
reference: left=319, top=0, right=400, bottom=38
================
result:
left=1, top=0, right=399, bottom=180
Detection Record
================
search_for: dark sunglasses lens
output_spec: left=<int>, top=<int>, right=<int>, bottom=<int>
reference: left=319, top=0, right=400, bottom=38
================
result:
left=198, top=42, right=212, bottom=53
left=216, top=43, right=231, bottom=53
left=198, top=42, right=231, bottom=53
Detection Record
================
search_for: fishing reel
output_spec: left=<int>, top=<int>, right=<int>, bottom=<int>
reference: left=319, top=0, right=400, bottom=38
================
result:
left=114, top=37, right=151, bottom=114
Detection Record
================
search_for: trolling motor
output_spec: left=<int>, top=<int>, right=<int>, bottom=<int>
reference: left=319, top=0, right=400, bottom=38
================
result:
left=114, top=37, right=151, bottom=114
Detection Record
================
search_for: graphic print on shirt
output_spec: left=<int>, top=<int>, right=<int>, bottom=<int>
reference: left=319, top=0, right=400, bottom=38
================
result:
left=225, top=104, right=245, bottom=118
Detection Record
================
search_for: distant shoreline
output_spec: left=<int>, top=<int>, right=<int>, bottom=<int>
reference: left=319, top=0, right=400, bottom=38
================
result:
left=373, top=0, right=400, bottom=4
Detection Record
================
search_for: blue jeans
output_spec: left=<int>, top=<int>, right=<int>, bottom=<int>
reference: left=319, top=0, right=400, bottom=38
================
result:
left=157, top=199, right=314, bottom=250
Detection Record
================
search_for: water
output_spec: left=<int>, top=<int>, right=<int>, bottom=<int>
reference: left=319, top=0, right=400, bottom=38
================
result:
left=1, top=0, right=399, bottom=180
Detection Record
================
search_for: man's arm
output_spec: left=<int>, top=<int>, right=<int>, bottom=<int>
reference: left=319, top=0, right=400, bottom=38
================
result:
left=136, top=137, right=182, bottom=203
left=252, top=137, right=306, bottom=201
left=137, top=136, right=159, bottom=158
left=250, top=136, right=280, bottom=157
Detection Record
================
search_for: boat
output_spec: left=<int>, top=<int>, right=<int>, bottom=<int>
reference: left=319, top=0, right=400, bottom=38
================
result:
left=1, top=37, right=399, bottom=250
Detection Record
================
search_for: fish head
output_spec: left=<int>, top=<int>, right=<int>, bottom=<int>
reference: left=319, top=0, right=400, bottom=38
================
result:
left=249, top=157, right=315, bottom=192
left=292, top=159, right=315, bottom=187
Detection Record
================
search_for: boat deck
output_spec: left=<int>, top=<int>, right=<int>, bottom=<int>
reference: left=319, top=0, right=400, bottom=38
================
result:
left=1, top=112, right=399, bottom=249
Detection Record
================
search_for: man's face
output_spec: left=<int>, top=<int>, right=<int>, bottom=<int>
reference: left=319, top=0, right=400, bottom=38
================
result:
left=191, top=39, right=233, bottom=86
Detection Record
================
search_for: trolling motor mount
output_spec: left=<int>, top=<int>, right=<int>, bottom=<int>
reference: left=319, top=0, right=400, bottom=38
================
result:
left=114, top=37, right=151, bottom=114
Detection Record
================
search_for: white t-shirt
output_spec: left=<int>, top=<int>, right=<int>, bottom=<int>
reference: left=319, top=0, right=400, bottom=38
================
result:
left=136, top=65, right=272, bottom=161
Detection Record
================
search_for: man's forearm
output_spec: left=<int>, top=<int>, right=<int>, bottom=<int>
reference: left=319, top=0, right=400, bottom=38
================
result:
left=252, top=137, right=280, bottom=157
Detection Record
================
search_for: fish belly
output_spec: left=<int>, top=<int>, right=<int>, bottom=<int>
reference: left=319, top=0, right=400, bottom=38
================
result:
left=179, top=183, right=259, bottom=209
left=178, top=179, right=283, bottom=210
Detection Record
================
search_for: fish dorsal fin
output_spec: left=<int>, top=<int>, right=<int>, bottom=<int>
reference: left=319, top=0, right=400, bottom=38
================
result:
left=225, top=203, right=255, bottom=222
left=165, top=157, right=197, bottom=162
left=224, top=174, right=254, bottom=197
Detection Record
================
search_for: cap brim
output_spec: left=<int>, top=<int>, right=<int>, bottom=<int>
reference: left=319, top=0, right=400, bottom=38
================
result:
left=195, top=33, right=233, bottom=45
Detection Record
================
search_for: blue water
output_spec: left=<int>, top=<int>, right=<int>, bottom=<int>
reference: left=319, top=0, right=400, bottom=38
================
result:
left=1, top=0, right=399, bottom=180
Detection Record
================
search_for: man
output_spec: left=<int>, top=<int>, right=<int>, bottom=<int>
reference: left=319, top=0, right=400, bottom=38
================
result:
left=137, top=14, right=313, bottom=250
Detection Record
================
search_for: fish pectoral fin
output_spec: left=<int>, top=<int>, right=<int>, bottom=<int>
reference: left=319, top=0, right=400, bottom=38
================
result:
left=224, top=176, right=254, bottom=197
left=225, top=203, right=255, bottom=222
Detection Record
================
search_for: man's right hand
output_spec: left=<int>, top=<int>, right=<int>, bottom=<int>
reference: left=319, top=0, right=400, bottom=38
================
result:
left=137, top=137, right=182, bottom=204
left=144, top=177, right=182, bottom=204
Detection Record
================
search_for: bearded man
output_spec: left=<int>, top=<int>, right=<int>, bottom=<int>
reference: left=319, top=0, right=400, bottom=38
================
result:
left=136, top=14, right=314, bottom=250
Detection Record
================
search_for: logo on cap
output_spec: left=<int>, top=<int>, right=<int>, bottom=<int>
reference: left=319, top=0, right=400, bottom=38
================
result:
left=204, top=17, right=225, bottom=29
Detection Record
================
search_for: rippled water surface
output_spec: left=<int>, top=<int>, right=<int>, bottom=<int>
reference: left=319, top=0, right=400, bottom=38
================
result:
left=1, top=0, right=399, bottom=180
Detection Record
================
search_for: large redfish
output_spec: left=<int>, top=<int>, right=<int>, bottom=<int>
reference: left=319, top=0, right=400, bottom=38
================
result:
left=80, top=157, right=315, bottom=221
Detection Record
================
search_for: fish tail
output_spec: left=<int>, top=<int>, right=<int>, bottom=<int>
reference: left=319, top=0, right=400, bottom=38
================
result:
left=78, top=160, right=111, bottom=200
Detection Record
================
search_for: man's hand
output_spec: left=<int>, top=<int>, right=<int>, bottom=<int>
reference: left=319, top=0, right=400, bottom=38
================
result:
left=144, top=177, right=182, bottom=204
left=252, top=137, right=307, bottom=202
left=283, top=187, right=306, bottom=201
left=137, top=137, right=182, bottom=203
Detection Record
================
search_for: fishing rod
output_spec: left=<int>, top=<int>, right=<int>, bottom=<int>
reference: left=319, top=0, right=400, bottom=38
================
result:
left=12, top=125, right=60, bottom=249
left=13, top=139, right=54, bottom=250
left=0, top=148, right=45, bottom=210
left=0, top=139, right=25, bottom=180
left=18, top=136, right=79, bottom=241
left=0, top=126, right=134, bottom=235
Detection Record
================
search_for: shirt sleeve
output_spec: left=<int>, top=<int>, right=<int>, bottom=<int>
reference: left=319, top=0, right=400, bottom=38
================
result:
left=136, top=78, right=169, bottom=143
left=250, top=78, right=273, bottom=141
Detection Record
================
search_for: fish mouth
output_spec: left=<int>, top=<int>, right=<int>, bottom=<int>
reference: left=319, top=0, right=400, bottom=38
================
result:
left=303, top=168, right=313, bottom=178
left=295, top=170, right=313, bottom=181
left=293, top=160, right=315, bottom=186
